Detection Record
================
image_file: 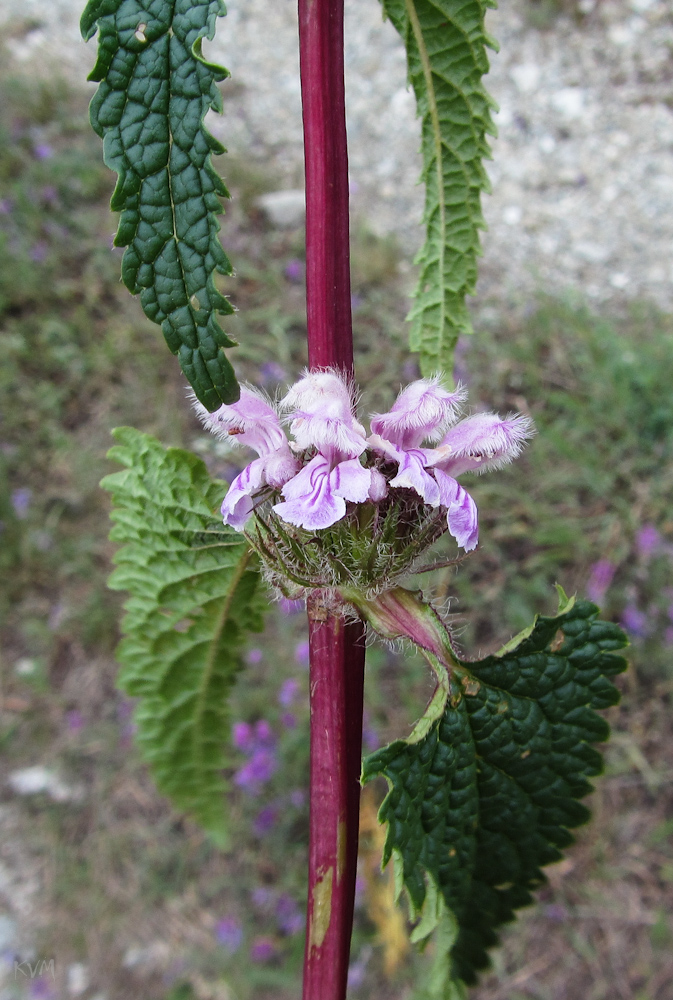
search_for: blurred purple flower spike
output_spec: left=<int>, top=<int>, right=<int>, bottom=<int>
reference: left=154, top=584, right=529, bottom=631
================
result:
left=250, top=937, right=276, bottom=963
left=276, top=893, right=304, bottom=935
left=279, top=677, right=300, bottom=707
left=621, top=605, right=649, bottom=638
left=193, top=386, right=300, bottom=531
left=232, top=721, right=254, bottom=751
left=636, top=523, right=660, bottom=559
left=586, top=559, right=616, bottom=603
left=216, top=916, right=243, bottom=953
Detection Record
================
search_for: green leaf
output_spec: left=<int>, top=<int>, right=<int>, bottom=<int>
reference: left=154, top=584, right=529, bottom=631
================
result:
left=362, top=591, right=628, bottom=986
left=380, top=0, right=497, bottom=378
left=100, top=427, right=265, bottom=844
left=81, top=0, right=240, bottom=410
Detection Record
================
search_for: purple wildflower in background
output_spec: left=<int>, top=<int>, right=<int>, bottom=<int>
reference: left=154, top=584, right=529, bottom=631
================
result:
left=246, top=648, right=263, bottom=664
left=586, top=559, right=616, bottom=603
left=0, top=198, right=12, bottom=214
left=11, top=488, right=32, bottom=519
left=281, top=712, right=297, bottom=729
left=40, top=185, right=58, bottom=206
left=621, top=605, right=649, bottom=639
left=279, top=597, right=303, bottom=615
left=251, top=886, right=274, bottom=909
left=232, top=721, right=254, bottom=751
left=254, top=719, right=274, bottom=744
left=215, top=917, right=243, bottom=953
left=276, top=894, right=304, bottom=936
left=253, top=805, right=277, bottom=836
left=636, top=524, right=660, bottom=559
left=66, top=709, right=84, bottom=733
left=33, top=142, right=54, bottom=160
left=278, top=677, right=300, bottom=707
left=284, top=259, right=304, bottom=282
left=289, top=789, right=306, bottom=808
left=234, top=748, right=278, bottom=794
left=30, top=242, right=48, bottom=263
left=250, top=937, right=276, bottom=963
left=294, top=640, right=310, bottom=667
left=259, top=361, right=287, bottom=385
left=29, top=978, right=57, bottom=999
left=544, top=903, right=569, bottom=922
left=350, top=293, right=363, bottom=312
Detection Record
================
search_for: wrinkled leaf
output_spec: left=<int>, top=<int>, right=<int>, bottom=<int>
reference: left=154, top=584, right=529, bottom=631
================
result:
left=101, top=427, right=265, bottom=843
left=363, top=589, right=627, bottom=986
left=82, top=0, right=239, bottom=409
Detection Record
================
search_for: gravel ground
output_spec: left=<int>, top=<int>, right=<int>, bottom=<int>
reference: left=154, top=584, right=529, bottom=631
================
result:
left=2, top=0, right=673, bottom=318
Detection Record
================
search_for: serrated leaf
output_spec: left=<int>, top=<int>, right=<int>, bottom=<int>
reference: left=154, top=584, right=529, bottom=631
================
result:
left=81, top=0, right=240, bottom=410
left=380, top=0, right=497, bottom=378
left=101, top=427, right=265, bottom=843
left=362, top=590, right=628, bottom=986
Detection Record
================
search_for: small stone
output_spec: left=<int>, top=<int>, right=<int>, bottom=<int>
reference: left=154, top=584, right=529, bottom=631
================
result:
left=610, top=272, right=629, bottom=288
left=503, top=205, right=522, bottom=226
left=8, top=766, right=83, bottom=803
left=256, top=190, right=305, bottom=228
left=550, top=88, right=585, bottom=120
left=510, top=63, right=540, bottom=94
left=67, top=963, right=89, bottom=997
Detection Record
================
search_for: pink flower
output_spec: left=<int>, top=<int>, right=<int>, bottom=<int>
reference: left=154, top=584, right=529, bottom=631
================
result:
left=273, top=370, right=374, bottom=530
left=370, top=381, right=533, bottom=551
left=369, top=377, right=464, bottom=507
left=193, top=387, right=300, bottom=531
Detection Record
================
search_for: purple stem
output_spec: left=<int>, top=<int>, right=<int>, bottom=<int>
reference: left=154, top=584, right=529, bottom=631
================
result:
left=298, top=2, right=365, bottom=997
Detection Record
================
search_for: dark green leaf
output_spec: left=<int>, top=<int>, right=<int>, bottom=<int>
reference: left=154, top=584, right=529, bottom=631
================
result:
left=101, top=427, right=265, bottom=843
left=363, top=589, right=628, bottom=987
left=380, top=0, right=497, bottom=378
left=82, top=0, right=239, bottom=409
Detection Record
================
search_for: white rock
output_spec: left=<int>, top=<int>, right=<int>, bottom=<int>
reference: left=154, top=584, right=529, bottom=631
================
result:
left=67, top=963, right=89, bottom=996
left=8, top=766, right=82, bottom=803
left=256, top=190, right=305, bottom=228
left=610, top=272, right=630, bottom=288
left=14, top=657, right=36, bottom=676
left=575, top=241, right=610, bottom=263
left=510, top=63, right=541, bottom=94
left=550, top=88, right=585, bottom=120
left=122, top=940, right=171, bottom=972
left=503, top=205, right=523, bottom=226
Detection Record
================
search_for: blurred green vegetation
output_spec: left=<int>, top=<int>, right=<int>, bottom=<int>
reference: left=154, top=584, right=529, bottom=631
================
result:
left=0, top=57, right=672, bottom=1000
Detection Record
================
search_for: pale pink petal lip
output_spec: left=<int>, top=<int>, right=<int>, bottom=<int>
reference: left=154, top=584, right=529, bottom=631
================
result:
left=435, top=470, right=479, bottom=551
left=428, top=412, right=534, bottom=477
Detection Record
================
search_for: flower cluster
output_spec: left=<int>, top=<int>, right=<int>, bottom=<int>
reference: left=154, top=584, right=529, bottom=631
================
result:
left=195, top=370, right=533, bottom=557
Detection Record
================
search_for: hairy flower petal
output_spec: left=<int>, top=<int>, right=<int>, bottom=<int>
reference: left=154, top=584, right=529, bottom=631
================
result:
left=274, top=454, right=373, bottom=530
left=282, top=370, right=366, bottom=457
left=435, top=470, right=478, bottom=551
left=370, top=377, right=466, bottom=449
left=429, top=412, right=534, bottom=477
left=273, top=455, right=346, bottom=530
left=281, top=369, right=355, bottom=419
left=193, top=386, right=288, bottom=457
left=289, top=413, right=366, bottom=457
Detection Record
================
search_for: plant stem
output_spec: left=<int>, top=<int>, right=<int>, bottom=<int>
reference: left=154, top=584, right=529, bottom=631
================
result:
left=304, top=594, right=365, bottom=999
left=299, top=0, right=353, bottom=372
left=298, top=1, right=365, bottom=997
